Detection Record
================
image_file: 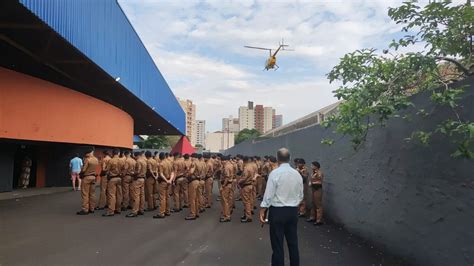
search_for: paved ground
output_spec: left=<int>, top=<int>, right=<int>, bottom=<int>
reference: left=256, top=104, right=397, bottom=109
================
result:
left=0, top=187, right=406, bottom=266
left=0, top=187, right=71, bottom=201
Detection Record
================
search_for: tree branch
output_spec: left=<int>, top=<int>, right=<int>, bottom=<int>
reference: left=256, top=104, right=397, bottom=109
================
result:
left=435, top=56, right=472, bottom=76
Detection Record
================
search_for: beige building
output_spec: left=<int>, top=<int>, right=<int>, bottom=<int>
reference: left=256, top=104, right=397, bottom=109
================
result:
left=238, top=101, right=255, bottom=131
left=263, top=107, right=274, bottom=133
left=177, top=97, right=196, bottom=145
left=222, top=116, right=240, bottom=133
left=205, top=131, right=235, bottom=153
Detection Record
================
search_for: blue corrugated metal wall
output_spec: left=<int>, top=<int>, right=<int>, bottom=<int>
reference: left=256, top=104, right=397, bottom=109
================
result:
left=19, top=0, right=185, bottom=135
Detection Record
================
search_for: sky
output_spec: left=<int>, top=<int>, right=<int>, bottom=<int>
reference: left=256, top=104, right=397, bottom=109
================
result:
left=118, top=0, right=422, bottom=132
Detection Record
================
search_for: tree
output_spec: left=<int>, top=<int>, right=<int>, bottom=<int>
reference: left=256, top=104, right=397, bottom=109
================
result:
left=323, top=0, right=474, bottom=159
left=136, top=135, right=167, bottom=149
left=235, top=129, right=261, bottom=144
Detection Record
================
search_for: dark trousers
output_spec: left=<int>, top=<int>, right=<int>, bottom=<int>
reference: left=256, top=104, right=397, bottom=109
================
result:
left=269, top=206, right=299, bottom=266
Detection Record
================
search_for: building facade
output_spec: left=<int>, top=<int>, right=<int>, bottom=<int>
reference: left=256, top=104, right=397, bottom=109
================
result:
left=0, top=1, right=184, bottom=192
left=177, top=98, right=196, bottom=145
left=222, top=116, right=240, bottom=133
left=263, top=107, right=274, bottom=133
left=195, top=120, right=206, bottom=147
left=238, top=101, right=255, bottom=131
left=205, top=132, right=235, bottom=153
left=273, top=114, right=283, bottom=129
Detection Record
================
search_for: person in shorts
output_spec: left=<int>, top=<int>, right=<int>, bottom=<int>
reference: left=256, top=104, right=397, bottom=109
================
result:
left=70, top=153, right=83, bottom=191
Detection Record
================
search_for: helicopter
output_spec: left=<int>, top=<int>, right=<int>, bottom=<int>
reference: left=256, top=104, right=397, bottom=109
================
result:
left=244, top=40, right=293, bottom=70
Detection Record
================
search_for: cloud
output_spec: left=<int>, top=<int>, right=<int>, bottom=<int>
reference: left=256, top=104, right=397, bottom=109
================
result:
left=118, top=0, right=451, bottom=131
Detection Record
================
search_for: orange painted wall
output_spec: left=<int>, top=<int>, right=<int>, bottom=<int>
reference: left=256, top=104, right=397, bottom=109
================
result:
left=0, top=67, right=133, bottom=148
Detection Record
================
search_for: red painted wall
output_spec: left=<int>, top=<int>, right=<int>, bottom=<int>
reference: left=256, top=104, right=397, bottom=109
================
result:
left=0, top=67, right=133, bottom=148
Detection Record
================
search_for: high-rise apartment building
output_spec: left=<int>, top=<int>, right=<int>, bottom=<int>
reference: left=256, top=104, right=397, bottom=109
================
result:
left=254, top=105, right=264, bottom=133
left=177, top=97, right=196, bottom=145
left=222, top=116, right=240, bottom=133
left=238, top=101, right=255, bottom=131
left=273, top=114, right=283, bottom=129
left=263, top=107, right=274, bottom=133
left=194, top=120, right=206, bottom=147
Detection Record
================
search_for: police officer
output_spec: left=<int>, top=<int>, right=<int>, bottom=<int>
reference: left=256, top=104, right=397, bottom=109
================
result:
left=145, top=151, right=158, bottom=211
left=204, top=154, right=214, bottom=208
left=103, top=148, right=124, bottom=216
left=308, top=161, right=324, bottom=225
left=185, top=154, right=199, bottom=220
left=77, top=148, right=99, bottom=215
left=296, top=159, right=309, bottom=217
left=219, top=156, right=234, bottom=222
left=97, top=150, right=111, bottom=210
left=121, top=150, right=136, bottom=210
left=154, top=153, right=174, bottom=218
left=172, top=153, right=186, bottom=212
left=239, top=156, right=255, bottom=223
left=196, top=154, right=207, bottom=213
left=126, top=151, right=146, bottom=217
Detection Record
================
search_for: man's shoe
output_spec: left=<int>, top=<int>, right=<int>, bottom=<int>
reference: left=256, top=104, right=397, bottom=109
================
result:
left=185, top=216, right=196, bottom=220
left=102, top=213, right=114, bottom=217
left=220, top=218, right=231, bottom=223
left=199, top=208, right=205, bottom=213
left=240, top=215, right=246, bottom=220
left=236, top=198, right=242, bottom=201
left=153, top=214, right=165, bottom=219
left=137, top=211, right=145, bottom=215
left=182, top=205, right=189, bottom=208
left=306, top=218, right=316, bottom=223
left=95, top=207, right=104, bottom=210
left=240, top=218, right=252, bottom=223
left=126, top=213, right=137, bottom=218
left=314, top=221, right=324, bottom=226
left=298, top=213, right=306, bottom=218
left=165, top=213, right=171, bottom=216
left=76, top=210, right=89, bottom=215
left=170, top=208, right=180, bottom=213
left=89, top=210, right=95, bottom=214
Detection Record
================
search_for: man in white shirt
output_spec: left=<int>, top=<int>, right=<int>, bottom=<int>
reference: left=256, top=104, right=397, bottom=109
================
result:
left=260, top=148, right=303, bottom=266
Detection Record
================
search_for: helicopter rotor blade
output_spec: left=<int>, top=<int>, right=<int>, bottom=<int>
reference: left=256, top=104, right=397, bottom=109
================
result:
left=244, top=46, right=272, bottom=51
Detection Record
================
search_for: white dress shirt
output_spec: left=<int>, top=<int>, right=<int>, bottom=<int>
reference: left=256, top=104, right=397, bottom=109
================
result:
left=260, top=163, right=304, bottom=208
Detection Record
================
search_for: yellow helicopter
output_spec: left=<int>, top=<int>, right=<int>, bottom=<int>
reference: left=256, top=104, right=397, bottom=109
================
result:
left=244, top=40, right=292, bottom=70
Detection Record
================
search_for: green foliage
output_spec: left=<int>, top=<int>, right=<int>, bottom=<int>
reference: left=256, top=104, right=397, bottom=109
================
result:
left=137, top=135, right=168, bottom=149
left=323, top=0, right=474, bottom=159
left=235, top=129, right=261, bottom=144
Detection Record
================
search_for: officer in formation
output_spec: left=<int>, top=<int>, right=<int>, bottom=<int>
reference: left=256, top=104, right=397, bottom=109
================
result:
left=76, top=149, right=324, bottom=225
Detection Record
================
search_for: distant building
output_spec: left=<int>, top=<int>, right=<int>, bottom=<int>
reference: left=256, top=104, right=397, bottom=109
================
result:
left=238, top=101, right=255, bottom=131
left=177, top=97, right=196, bottom=145
left=222, top=116, right=240, bottom=133
left=254, top=105, right=264, bottom=133
left=273, top=114, right=283, bottom=129
left=264, top=107, right=274, bottom=133
left=264, top=101, right=341, bottom=138
left=205, top=131, right=235, bottom=153
left=195, top=120, right=206, bottom=147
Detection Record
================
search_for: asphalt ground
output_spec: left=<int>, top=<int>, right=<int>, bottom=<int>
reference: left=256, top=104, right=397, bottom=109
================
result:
left=0, top=185, right=406, bottom=266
